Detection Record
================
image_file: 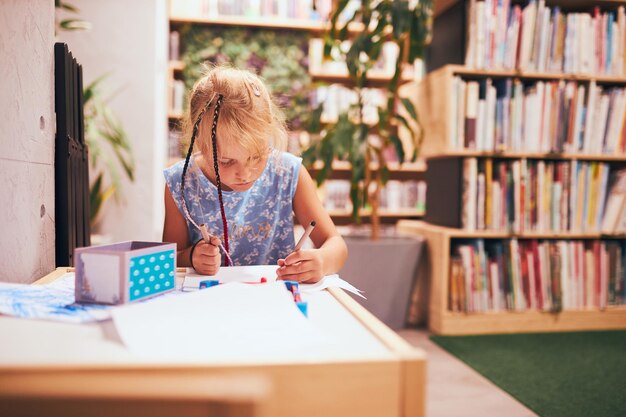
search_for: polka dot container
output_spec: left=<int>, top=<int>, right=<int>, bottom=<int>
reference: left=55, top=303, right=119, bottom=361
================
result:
left=75, top=241, right=177, bottom=305
left=129, top=250, right=176, bottom=301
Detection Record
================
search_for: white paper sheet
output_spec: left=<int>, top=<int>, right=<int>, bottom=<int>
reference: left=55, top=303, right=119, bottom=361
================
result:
left=181, top=265, right=279, bottom=290
left=111, top=281, right=331, bottom=361
left=300, top=274, right=366, bottom=299
left=183, top=265, right=364, bottom=298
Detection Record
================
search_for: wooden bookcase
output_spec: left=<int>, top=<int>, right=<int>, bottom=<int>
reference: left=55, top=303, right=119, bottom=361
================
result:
left=166, top=6, right=426, bottom=225
left=398, top=220, right=626, bottom=335
left=399, top=0, right=626, bottom=334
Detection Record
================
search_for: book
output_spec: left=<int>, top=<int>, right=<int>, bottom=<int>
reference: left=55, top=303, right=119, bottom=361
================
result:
left=601, top=168, right=626, bottom=233
left=465, top=81, right=480, bottom=148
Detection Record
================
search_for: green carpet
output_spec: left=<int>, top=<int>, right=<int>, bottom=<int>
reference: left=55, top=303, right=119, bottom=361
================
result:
left=430, top=331, right=626, bottom=417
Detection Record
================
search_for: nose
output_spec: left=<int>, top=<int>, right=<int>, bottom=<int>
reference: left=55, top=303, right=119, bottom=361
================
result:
left=235, top=162, right=254, bottom=180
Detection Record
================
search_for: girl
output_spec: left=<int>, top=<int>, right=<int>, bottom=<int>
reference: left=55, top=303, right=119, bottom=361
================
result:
left=163, top=65, right=347, bottom=283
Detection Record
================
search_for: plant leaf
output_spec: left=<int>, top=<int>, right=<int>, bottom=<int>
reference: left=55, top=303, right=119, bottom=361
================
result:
left=400, top=97, right=418, bottom=122
left=389, top=133, right=405, bottom=165
left=59, top=19, right=91, bottom=31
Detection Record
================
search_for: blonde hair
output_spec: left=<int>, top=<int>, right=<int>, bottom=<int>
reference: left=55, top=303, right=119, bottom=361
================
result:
left=182, top=64, right=288, bottom=159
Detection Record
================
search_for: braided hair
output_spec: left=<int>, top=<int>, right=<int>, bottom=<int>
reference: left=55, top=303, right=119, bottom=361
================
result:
left=179, top=65, right=291, bottom=267
left=180, top=94, right=231, bottom=266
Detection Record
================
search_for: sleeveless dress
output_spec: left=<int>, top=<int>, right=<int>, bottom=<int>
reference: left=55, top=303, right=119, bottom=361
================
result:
left=164, top=152, right=302, bottom=265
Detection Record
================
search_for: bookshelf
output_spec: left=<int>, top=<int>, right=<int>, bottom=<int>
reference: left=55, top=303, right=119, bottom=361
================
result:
left=400, top=0, right=626, bottom=335
left=167, top=2, right=426, bottom=226
left=398, top=220, right=626, bottom=335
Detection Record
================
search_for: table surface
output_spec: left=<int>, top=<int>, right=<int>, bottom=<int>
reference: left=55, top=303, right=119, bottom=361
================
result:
left=0, top=268, right=419, bottom=367
left=0, top=268, right=427, bottom=417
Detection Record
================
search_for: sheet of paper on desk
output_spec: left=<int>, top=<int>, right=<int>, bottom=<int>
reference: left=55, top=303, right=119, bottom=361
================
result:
left=184, top=265, right=364, bottom=298
left=182, top=265, right=279, bottom=289
left=112, top=281, right=331, bottom=361
left=300, top=274, right=366, bottom=299
left=0, top=273, right=110, bottom=323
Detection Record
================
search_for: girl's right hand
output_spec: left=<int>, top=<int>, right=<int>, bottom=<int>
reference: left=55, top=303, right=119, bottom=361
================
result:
left=191, top=236, right=222, bottom=276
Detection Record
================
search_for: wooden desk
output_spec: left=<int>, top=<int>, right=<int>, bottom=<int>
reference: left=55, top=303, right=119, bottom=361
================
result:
left=0, top=268, right=426, bottom=417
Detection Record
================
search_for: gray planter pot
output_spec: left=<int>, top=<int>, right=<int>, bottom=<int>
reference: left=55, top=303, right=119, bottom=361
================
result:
left=338, top=234, right=424, bottom=329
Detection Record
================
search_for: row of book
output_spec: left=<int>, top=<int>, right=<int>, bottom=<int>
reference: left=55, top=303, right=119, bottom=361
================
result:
left=308, top=38, right=401, bottom=77
left=449, top=238, right=626, bottom=313
left=170, top=0, right=319, bottom=20
left=320, top=179, right=426, bottom=213
left=460, top=159, right=626, bottom=233
left=311, top=84, right=386, bottom=125
left=464, top=0, right=626, bottom=76
left=449, top=76, right=626, bottom=154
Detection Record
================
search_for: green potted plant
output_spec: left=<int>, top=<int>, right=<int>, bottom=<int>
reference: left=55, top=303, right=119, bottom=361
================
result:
left=83, top=76, right=135, bottom=227
left=302, top=0, right=433, bottom=328
left=303, top=0, right=433, bottom=239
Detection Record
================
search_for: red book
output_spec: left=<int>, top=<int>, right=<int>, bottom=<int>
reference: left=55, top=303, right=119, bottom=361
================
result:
left=530, top=240, right=543, bottom=310
left=593, top=240, right=601, bottom=308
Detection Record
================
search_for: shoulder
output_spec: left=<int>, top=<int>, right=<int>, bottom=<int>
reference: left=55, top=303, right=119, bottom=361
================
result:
left=163, top=159, right=188, bottom=194
left=279, top=151, right=302, bottom=167
left=163, top=159, right=185, bottom=180
left=272, top=151, right=302, bottom=176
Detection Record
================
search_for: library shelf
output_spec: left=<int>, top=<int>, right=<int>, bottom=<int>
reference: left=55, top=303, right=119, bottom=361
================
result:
left=169, top=15, right=366, bottom=33
left=397, top=220, right=626, bottom=335
left=331, top=210, right=425, bottom=226
left=396, top=220, right=626, bottom=240
left=309, top=69, right=414, bottom=86
left=436, top=0, right=626, bottom=16
left=398, top=0, right=626, bottom=335
left=167, top=6, right=426, bottom=227
left=429, top=150, right=626, bottom=162
left=309, top=160, right=426, bottom=174
left=411, top=64, right=626, bottom=159
left=443, top=64, right=626, bottom=84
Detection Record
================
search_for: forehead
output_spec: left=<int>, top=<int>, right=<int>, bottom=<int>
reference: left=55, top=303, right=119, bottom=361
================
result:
left=217, top=139, right=265, bottom=161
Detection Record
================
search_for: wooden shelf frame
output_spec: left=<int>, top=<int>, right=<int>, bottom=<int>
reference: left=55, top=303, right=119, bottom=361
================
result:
left=397, top=220, right=626, bottom=335
left=428, top=150, right=626, bottom=162
left=436, top=0, right=626, bottom=17
left=310, top=69, right=414, bottom=86
left=170, top=15, right=366, bottom=33
left=414, top=64, right=626, bottom=159
left=397, top=221, right=626, bottom=239
left=329, top=209, right=425, bottom=218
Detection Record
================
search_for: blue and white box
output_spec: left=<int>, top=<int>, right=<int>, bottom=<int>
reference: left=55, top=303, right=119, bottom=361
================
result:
left=75, top=241, right=177, bottom=304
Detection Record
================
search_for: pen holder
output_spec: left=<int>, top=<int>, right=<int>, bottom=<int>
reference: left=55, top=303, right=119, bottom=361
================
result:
left=75, top=241, right=177, bottom=305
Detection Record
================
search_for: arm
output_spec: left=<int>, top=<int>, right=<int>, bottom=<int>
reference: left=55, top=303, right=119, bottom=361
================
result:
left=276, top=166, right=348, bottom=283
left=163, top=184, right=221, bottom=275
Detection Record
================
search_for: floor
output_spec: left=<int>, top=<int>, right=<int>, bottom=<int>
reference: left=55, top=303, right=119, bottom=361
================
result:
left=397, top=328, right=539, bottom=417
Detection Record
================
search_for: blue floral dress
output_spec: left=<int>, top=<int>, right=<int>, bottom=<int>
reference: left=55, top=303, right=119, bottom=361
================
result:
left=164, top=151, right=302, bottom=265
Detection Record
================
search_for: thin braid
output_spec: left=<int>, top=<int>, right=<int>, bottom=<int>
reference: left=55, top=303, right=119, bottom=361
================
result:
left=181, top=98, right=214, bottom=202
left=211, top=94, right=231, bottom=266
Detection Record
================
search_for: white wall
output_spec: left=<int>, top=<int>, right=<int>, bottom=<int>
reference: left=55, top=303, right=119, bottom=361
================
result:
left=0, top=0, right=56, bottom=283
left=58, top=0, right=168, bottom=243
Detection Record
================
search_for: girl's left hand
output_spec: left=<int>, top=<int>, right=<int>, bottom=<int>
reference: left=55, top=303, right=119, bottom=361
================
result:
left=276, top=249, right=324, bottom=283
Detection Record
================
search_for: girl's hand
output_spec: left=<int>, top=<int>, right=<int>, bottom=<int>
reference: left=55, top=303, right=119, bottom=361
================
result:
left=276, top=249, right=324, bottom=283
left=191, top=236, right=222, bottom=276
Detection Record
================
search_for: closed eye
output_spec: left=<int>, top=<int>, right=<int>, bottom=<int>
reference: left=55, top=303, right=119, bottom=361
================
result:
left=219, top=159, right=235, bottom=167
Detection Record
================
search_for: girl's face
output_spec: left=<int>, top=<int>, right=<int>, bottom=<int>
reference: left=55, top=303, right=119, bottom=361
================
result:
left=210, top=141, right=269, bottom=192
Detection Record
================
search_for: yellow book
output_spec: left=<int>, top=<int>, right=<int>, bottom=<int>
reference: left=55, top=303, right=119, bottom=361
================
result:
left=587, top=163, right=599, bottom=230
left=485, top=158, right=493, bottom=229
left=575, top=163, right=585, bottom=231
